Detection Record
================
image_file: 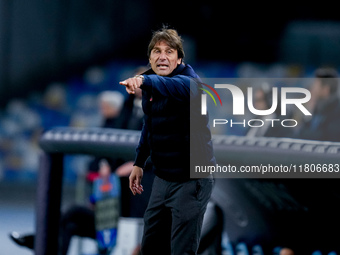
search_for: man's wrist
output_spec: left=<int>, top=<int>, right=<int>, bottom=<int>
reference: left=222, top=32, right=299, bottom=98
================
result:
left=134, top=75, right=144, bottom=84
left=133, top=162, right=144, bottom=169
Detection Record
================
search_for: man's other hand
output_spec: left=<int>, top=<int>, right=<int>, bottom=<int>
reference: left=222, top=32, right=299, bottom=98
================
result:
left=129, top=165, right=144, bottom=195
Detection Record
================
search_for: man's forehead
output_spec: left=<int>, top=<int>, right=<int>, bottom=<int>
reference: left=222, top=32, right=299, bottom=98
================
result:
left=153, top=40, right=175, bottom=49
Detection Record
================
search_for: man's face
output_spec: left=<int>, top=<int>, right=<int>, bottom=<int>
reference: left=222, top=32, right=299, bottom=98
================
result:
left=149, top=40, right=182, bottom=76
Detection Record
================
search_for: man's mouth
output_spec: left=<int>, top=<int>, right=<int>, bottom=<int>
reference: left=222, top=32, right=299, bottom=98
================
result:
left=157, top=64, right=169, bottom=70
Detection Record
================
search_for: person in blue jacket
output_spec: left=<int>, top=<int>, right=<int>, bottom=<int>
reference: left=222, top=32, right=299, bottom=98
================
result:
left=120, top=27, right=215, bottom=255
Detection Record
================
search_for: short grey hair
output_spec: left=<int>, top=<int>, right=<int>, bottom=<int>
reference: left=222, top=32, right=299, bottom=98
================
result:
left=99, top=91, right=124, bottom=111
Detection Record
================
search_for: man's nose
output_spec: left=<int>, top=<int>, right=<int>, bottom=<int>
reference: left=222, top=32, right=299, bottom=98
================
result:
left=159, top=51, right=167, bottom=60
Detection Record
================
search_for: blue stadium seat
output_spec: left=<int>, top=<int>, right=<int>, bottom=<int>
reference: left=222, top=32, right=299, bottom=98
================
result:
left=252, top=244, right=264, bottom=255
left=235, top=242, right=249, bottom=255
left=272, top=246, right=282, bottom=255
left=328, top=252, right=337, bottom=255
left=222, top=241, right=235, bottom=255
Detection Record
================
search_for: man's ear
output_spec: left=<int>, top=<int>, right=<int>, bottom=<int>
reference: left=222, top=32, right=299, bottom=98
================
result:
left=177, top=58, right=182, bottom=65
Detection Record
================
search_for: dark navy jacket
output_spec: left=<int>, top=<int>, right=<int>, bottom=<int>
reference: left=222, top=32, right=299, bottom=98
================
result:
left=134, top=63, right=215, bottom=181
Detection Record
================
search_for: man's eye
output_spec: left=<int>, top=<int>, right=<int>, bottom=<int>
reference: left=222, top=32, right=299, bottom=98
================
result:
left=167, top=50, right=173, bottom=54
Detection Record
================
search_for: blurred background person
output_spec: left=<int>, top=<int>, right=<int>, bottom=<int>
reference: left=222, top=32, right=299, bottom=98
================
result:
left=119, top=66, right=147, bottom=131
left=295, top=67, right=340, bottom=142
left=98, top=90, right=125, bottom=129
left=246, top=83, right=294, bottom=138
left=87, top=90, right=125, bottom=179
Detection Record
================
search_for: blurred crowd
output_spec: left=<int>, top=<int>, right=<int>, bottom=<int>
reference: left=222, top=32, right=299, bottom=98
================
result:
left=0, top=61, right=146, bottom=182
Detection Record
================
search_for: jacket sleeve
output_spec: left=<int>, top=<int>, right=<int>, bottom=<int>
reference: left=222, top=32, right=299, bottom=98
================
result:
left=141, top=74, right=199, bottom=101
left=133, top=117, right=150, bottom=168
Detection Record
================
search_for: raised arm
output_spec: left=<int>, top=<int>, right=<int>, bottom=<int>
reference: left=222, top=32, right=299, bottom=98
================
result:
left=142, top=74, right=198, bottom=101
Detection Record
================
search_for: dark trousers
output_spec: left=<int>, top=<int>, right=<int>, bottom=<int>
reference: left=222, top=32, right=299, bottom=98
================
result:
left=141, top=176, right=214, bottom=255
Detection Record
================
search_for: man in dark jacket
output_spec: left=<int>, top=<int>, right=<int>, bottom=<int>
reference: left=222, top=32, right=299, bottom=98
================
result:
left=120, top=27, right=215, bottom=255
